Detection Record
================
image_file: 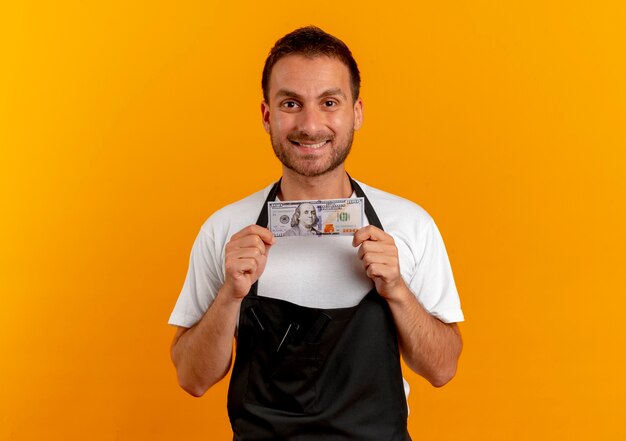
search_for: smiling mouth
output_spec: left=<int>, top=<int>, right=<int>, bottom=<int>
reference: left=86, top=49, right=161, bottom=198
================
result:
left=289, top=140, right=330, bottom=149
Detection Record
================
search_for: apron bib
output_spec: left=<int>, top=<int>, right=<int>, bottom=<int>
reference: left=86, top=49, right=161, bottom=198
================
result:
left=227, top=178, right=411, bottom=441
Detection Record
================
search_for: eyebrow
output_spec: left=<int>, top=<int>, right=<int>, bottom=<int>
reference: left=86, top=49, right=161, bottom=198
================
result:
left=274, top=88, right=347, bottom=100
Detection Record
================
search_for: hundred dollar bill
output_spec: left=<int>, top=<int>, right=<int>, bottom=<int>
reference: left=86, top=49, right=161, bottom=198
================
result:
left=268, top=198, right=364, bottom=237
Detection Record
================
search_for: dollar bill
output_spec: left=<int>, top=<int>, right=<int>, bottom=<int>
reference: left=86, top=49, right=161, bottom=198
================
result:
left=268, top=198, right=364, bottom=237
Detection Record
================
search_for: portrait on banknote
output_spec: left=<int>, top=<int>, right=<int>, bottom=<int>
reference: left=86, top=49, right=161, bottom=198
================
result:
left=284, top=202, right=321, bottom=236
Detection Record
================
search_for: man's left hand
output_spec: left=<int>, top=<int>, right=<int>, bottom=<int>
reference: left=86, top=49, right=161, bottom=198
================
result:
left=353, top=225, right=407, bottom=301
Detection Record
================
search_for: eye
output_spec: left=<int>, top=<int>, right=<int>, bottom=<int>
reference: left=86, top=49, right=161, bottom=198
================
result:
left=323, top=100, right=338, bottom=107
left=281, top=100, right=300, bottom=109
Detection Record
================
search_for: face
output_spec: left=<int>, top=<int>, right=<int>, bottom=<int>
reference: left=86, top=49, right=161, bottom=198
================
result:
left=261, top=55, right=363, bottom=178
left=298, top=203, right=317, bottom=228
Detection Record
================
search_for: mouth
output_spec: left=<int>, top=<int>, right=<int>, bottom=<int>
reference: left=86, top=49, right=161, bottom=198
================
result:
left=289, top=140, right=330, bottom=149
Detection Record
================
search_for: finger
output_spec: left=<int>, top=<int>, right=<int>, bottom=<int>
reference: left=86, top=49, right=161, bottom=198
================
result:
left=356, top=240, right=388, bottom=260
left=228, top=246, right=264, bottom=261
left=352, top=225, right=387, bottom=247
left=230, top=225, right=275, bottom=245
left=365, top=262, right=399, bottom=282
left=228, top=235, right=268, bottom=256
left=365, top=262, right=387, bottom=280
left=361, top=252, right=398, bottom=269
left=226, top=257, right=259, bottom=278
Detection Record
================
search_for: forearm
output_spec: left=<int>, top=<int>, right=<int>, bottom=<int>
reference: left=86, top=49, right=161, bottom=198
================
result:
left=171, top=287, right=242, bottom=397
left=386, top=285, right=462, bottom=387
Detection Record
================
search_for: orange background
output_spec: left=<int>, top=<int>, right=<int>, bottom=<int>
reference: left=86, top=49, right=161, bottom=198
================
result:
left=1, top=1, right=625, bottom=440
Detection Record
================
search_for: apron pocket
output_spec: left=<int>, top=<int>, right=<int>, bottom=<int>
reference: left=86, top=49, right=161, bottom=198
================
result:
left=245, top=339, right=320, bottom=414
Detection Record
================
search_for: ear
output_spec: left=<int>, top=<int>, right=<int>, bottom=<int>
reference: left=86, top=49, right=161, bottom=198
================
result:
left=261, top=101, right=271, bottom=133
left=353, top=98, right=364, bottom=131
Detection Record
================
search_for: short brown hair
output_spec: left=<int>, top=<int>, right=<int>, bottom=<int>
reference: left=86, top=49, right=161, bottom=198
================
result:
left=262, top=26, right=361, bottom=103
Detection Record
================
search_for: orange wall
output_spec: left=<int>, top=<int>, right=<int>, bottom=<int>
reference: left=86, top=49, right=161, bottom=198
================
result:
left=1, top=1, right=625, bottom=440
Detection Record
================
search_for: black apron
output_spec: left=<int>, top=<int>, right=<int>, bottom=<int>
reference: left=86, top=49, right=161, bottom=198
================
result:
left=227, top=178, right=411, bottom=441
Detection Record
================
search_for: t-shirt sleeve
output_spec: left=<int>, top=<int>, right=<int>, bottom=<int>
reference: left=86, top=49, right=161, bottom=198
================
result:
left=168, top=227, right=224, bottom=328
left=407, top=218, right=464, bottom=324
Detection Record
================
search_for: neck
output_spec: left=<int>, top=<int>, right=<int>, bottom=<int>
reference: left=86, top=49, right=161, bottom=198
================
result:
left=279, top=166, right=352, bottom=201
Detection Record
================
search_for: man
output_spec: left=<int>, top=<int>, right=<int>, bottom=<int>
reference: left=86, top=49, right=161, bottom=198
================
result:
left=284, top=202, right=321, bottom=236
left=169, top=26, right=464, bottom=440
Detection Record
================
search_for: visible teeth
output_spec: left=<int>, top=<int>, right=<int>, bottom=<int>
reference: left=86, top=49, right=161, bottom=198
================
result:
left=297, top=141, right=326, bottom=148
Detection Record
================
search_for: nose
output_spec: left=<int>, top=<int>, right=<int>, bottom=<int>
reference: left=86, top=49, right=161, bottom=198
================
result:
left=297, top=107, right=324, bottom=134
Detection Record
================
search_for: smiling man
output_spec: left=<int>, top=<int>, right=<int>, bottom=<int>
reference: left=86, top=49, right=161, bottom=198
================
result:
left=169, top=26, right=464, bottom=441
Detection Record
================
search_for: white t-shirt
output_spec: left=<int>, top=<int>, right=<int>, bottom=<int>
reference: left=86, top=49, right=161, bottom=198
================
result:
left=169, top=180, right=464, bottom=328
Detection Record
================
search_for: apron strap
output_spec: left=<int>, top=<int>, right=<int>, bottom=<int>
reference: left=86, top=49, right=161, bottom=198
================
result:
left=348, top=176, right=384, bottom=231
left=249, top=174, right=383, bottom=297
left=255, top=178, right=282, bottom=228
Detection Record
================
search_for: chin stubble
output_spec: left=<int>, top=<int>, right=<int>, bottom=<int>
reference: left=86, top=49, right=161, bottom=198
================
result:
left=270, top=130, right=354, bottom=178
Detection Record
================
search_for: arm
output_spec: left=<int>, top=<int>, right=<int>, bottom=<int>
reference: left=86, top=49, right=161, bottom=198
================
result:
left=354, top=226, right=463, bottom=387
left=170, top=225, right=275, bottom=397
left=384, top=284, right=462, bottom=387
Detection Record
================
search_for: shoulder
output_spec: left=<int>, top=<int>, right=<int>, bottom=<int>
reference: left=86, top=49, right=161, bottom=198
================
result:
left=199, top=183, right=275, bottom=242
left=355, top=180, right=434, bottom=231
left=355, top=179, right=443, bottom=266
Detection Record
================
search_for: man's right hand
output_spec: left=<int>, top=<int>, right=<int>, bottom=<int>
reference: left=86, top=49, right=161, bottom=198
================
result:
left=223, top=225, right=275, bottom=299
left=172, top=224, right=275, bottom=396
